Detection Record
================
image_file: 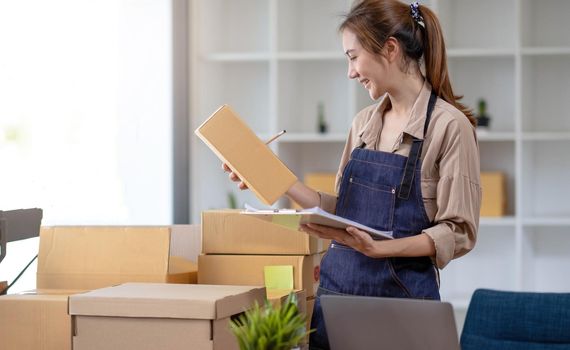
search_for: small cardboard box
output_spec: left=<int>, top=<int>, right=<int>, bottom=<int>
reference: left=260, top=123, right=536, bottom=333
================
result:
left=198, top=253, right=322, bottom=297
left=195, top=105, right=297, bottom=205
left=37, top=226, right=197, bottom=289
left=202, top=210, right=327, bottom=255
left=480, top=172, right=507, bottom=217
left=305, top=173, right=337, bottom=195
left=69, top=283, right=266, bottom=350
left=0, top=289, right=82, bottom=350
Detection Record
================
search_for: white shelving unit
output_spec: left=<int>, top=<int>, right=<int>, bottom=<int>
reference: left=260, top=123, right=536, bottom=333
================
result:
left=189, top=0, right=570, bottom=314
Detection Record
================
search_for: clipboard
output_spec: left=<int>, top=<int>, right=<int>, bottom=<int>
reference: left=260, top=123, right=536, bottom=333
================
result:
left=242, top=206, right=393, bottom=240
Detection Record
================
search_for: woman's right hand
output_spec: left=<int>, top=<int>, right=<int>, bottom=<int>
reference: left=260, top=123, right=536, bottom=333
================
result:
left=222, top=163, right=248, bottom=190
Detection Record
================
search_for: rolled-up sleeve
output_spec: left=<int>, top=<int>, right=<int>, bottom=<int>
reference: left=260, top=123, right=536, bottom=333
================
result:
left=423, top=117, right=481, bottom=269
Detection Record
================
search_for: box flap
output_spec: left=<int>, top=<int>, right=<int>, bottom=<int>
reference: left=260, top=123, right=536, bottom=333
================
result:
left=69, top=283, right=265, bottom=320
left=37, top=227, right=171, bottom=289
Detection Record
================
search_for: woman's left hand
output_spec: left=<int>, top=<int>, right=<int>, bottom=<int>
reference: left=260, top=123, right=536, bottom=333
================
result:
left=300, top=224, right=378, bottom=257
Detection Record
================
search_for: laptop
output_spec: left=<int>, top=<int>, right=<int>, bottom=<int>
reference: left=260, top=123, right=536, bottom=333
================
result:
left=321, top=294, right=460, bottom=350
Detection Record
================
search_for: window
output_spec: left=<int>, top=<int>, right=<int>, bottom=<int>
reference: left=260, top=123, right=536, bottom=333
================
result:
left=0, top=0, right=173, bottom=292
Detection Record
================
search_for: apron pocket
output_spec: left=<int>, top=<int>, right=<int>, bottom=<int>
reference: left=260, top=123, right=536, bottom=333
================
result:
left=388, top=259, right=413, bottom=298
left=341, top=176, right=395, bottom=231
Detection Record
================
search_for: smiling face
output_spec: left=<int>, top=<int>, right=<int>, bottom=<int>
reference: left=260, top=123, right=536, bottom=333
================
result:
left=342, top=28, right=391, bottom=101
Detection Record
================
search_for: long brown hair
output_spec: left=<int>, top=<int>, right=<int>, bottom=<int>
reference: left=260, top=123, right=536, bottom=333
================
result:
left=340, top=0, right=476, bottom=126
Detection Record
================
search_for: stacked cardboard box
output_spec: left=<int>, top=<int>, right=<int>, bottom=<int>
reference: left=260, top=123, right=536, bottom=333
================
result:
left=198, top=210, right=327, bottom=333
left=69, top=283, right=265, bottom=350
left=0, top=226, right=199, bottom=350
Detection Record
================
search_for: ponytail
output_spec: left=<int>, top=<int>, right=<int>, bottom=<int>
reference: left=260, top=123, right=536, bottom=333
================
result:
left=420, top=5, right=476, bottom=126
left=340, top=0, right=476, bottom=127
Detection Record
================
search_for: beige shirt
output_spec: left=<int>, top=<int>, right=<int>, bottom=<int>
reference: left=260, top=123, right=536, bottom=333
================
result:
left=319, top=81, right=481, bottom=269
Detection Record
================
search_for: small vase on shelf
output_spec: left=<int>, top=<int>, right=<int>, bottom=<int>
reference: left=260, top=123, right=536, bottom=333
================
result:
left=317, top=102, right=328, bottom=134
left=476, top=98, right=491, bottom=132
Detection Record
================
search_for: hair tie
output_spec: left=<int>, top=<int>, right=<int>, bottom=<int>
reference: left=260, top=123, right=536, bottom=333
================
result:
left=410, top=1, right=425, bottom=28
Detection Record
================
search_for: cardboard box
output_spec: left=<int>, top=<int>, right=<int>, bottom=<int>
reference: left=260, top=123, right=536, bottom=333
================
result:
left=0, top=289, right=81, bottom=350
left=305, top=172, right=337, bottom=195
left=69, top=283, right=266, bottom=350
left=198, top=253, right=322, bottom=297
left=169, top=256, right=198, bottom=284
left=480, top=172, right=507, bottom=217
left=37, top=226, right=197, bottom=289
left=195, top=105, right=298, bottom=205
left=202, top=210, right=327, bottom=255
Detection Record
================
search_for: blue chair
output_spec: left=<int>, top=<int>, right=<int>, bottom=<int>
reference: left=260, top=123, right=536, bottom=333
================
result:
left=460, top=289, right=570, bottom=350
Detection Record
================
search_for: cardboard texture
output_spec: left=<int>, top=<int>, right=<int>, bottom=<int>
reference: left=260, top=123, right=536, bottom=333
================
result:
left=170, top=224, right=201, bottom=262
left=198, top=253, right=323, bottom=297
left=195, top=105, right=298, bottom=205
left=37, top=226, right=196, bottom=289
left=169, top=256, right=198, bottom=284
left=69, top=283, right=266, bottom=350
left=202, top=210, right=326, bottom=255
left=0, top=290, right=80, bottom=350
left=480, top=172, right=507, bottom=217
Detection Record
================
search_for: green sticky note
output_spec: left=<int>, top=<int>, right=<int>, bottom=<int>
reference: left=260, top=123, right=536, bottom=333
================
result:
left=272, top=214, right=301, bottom=231
left=264, top=265, right=294, bottom=290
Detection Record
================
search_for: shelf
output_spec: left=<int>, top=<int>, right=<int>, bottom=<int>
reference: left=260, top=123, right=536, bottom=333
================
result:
left=198, top=0, right=269, bottom=54
left=278, top=133, right=346, bottom=143
left=522, top=217, right=570, bottom=227
left=438, top=0, right=515, bottom=50
left=521, top=132, right=570, bottom=141
left=192, top=0, right=570, bottom=297
left=447, top=48, right=515, bottom=58
left=479, top=216, right=516, bottom=227
left=276, top=51, right=344, bottom=61
left=204, top=52, right=271, bottom=62
left=476, top=131, right=516, bottom=141
left=521, top=55, right=570, bottom=132
left=447, top=57, right=515, bottom=133
left=521, top=47, right=570, bottom=56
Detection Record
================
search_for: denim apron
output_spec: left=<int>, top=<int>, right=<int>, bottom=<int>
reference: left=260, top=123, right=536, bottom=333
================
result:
left=309, top=92, right=440, bottom=350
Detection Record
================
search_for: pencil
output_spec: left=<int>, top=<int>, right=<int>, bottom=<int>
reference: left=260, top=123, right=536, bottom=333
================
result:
left=265, top=130, right=286, bottom=145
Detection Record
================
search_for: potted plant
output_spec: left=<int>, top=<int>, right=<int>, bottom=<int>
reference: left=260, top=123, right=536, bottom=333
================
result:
left=230, top=292, right=313, bottom=350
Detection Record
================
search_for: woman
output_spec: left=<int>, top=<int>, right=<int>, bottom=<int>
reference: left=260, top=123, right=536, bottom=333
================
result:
left=225, top=1, right=481, bottom=348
